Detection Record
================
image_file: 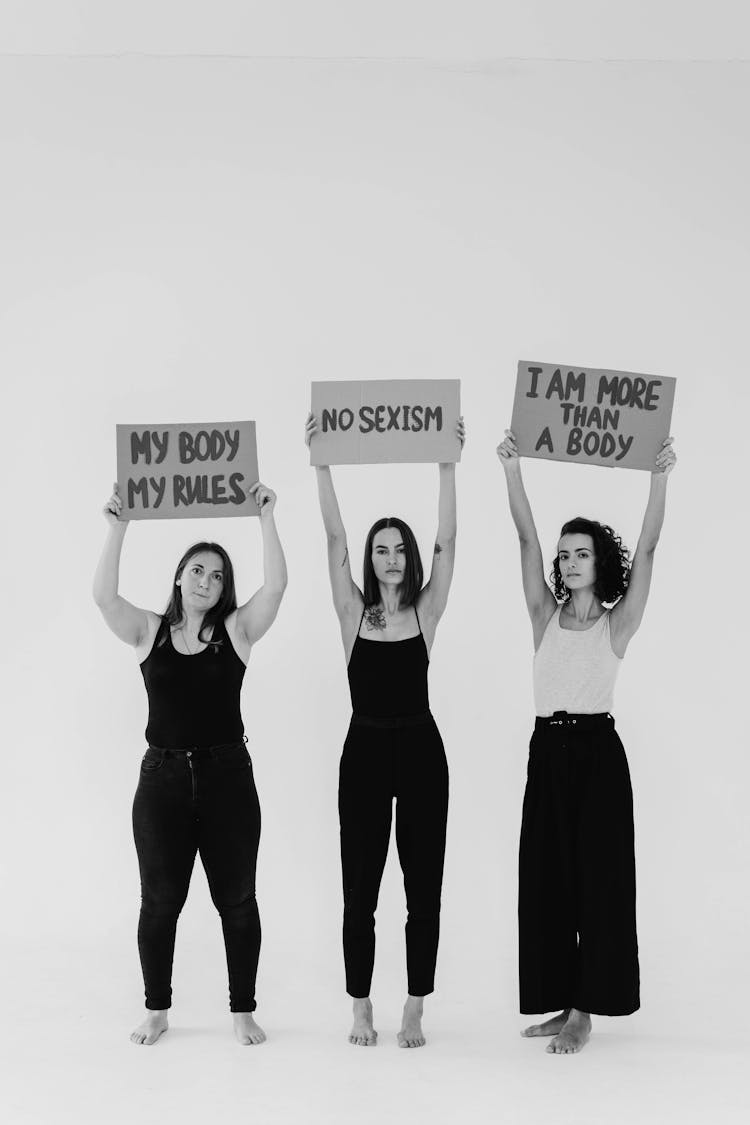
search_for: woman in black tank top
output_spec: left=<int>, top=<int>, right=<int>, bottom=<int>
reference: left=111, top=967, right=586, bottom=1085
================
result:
left=305, top=411, right=465, bottom=1049
left=93, top=480, right=287, bottom=1047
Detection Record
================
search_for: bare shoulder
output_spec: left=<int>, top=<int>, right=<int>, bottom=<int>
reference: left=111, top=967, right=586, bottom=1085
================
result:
left=531, top=602, right=558, bottom=652
left=135, top=611, right=164, bottom=661
left=224, top=610, right=251, bottom=665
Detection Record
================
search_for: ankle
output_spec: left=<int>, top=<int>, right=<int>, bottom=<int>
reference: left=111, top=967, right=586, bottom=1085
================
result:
left=568, top=1008, right=591, bottom=1024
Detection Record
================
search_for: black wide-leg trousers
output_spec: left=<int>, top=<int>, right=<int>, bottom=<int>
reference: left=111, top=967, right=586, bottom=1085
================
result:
left=338, top=713, right=449, bottom=999
left=132, top=740, right=261, bottom=1012
left=519, top=713, right=640, bottom=1017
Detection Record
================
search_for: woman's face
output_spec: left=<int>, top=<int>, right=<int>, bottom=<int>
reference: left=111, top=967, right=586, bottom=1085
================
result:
left=371, top=527, right=406, bottom=590
left=177, top=551, right=225, bottom=612
left=557, top=533, right=596, bottom=592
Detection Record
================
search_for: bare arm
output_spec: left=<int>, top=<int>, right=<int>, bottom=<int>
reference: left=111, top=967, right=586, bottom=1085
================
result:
left=418, top=418, right=465, bottom=627
left=610, top=439, right=676, bottom=656
left=93, top=484, right=155, bottom=647
left=496, top=431, right=557, bottom=644
left=306, top=413, right=363, bottom=626
left=234, top=483, right=288, bottom=648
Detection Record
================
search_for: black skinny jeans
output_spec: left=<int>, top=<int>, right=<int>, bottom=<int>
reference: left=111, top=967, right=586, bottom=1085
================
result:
left=338, top=713, right=449, bottom=999
left=132, top=740, right=261, bottom=1012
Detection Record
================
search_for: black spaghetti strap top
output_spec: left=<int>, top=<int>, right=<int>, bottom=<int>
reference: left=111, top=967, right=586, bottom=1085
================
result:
left=347, top=606, right=430, bottom=720
left=140, top=616, right=246, bottom=748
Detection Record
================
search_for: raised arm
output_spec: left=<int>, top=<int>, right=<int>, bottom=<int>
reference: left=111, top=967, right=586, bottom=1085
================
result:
left=496, top=430, right=557, bottom=646
left=418, top=417, right=464, bottom=630
left=233, top=483, right=288, bottom=649
left=93, top=484, right=156, bottom=647
left=305, top=413, right=363, bottom=629
left=609, top=438, right=676, bottom=657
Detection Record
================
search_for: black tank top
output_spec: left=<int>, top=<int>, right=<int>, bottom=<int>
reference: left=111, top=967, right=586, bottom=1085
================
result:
left=347, top=607, right=430, bottom=719
left=140, top=617, right=246, bottom=748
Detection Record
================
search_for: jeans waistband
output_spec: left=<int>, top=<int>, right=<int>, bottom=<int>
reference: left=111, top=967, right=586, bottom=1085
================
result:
left=146, top=736, right=247, bottom=758
left=535, top=711, right=614, bottom=731
left=350, top=710, right=433, bottom=729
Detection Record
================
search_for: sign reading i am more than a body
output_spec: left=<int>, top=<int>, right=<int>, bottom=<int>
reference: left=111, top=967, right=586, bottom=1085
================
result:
left=116, top=421, right=259, bottom=520
left=310, top=380, right=462, bottom=465
left=510, top=362, right=676, bottom=471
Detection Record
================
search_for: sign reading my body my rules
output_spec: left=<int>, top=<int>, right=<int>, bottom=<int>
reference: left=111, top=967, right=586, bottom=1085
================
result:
left=116, top=421, right=259, bottom=519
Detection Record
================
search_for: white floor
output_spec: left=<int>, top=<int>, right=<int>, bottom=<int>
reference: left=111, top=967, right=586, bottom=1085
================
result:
left=3, top=940, right=747, bottom=1125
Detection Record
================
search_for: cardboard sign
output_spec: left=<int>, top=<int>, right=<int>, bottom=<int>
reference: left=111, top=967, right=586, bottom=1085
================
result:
left=116, top=421, right=259, bottom=520
left=510, top=361, right=676, bottom=471
left=310, top=380, right=461, bottom=465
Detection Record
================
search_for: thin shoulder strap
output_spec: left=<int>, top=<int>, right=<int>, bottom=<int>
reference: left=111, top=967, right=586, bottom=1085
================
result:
left=152, top=614, right=170, bottom=651
left=414, top=605, right=422, bottom=635
left=357, top=604, right=367, bottom=635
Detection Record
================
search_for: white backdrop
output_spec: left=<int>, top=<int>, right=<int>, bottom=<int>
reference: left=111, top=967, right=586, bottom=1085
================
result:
left=1, top=41, right=748, bottom=1125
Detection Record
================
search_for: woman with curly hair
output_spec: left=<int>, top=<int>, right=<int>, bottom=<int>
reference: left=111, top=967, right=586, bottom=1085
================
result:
left=496, top=429, right=676, bottom=1054
left=305, top=412, right=465, bottom=1049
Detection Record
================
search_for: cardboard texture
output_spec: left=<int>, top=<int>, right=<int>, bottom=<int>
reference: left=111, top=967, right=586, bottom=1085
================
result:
left=116, top=421, right=259, bottom=520
left=310, top=380, right=461, bottom=465
left=510, top=361, right=676, bottom=471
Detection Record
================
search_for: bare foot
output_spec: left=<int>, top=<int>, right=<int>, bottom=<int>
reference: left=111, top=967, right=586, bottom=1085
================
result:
left=233, top=1012, right=266, bottom=1045
left=521, top=1009, right=570, bottom=1038
left=397, top=995, right=425, bottom=1048
left=349, top=997, right=377, bottom=1046
left=130, top=1009, right=169, bottom=1045
left=547, top=1009, right=592, bottom=1054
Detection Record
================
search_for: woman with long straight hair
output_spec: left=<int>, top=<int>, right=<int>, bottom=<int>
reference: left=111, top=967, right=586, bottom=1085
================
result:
left=496, top=429, right=676, bottom=1054
left=93, top=481, right=287, bottom=1046
left=306, top=412, right=465, bottom=1049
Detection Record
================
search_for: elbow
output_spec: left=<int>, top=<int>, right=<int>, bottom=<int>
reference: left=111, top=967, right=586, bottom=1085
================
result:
left=267, top=574, right=288, bottom=599
left=92, top=586, right=112, bottom=610
left=639, top=536, right=660, bottom=559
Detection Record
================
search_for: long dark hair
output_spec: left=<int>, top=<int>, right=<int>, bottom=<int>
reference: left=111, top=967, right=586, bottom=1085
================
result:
left=550, top=517, right=631, bottom=605
left=362, top=517, right=423, bottom=609
left=161, top=542, right=238, bottom=649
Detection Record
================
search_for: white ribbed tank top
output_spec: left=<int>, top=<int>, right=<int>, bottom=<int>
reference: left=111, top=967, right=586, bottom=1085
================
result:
left=533, top=605, right=621, bottom=717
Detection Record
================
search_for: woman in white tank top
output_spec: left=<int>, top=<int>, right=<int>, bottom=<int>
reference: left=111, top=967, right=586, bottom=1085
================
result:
left=497, top=428, right=676, bottom=1055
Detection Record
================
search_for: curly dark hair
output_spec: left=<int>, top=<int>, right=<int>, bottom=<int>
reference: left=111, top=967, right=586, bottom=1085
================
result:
left=550, top=517, right=631, bottom=605
left=363, top=517, right=424, bottom=608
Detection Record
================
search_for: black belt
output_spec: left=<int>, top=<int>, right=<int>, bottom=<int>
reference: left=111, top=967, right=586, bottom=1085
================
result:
left=535, top=711, right=614, bottom=730
left=146, top=736, right=247, bottom=757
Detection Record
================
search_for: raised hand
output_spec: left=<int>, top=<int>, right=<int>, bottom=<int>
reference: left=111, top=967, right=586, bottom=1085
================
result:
left=249, top=481, right=277, bottom=518
left=496, top=428, right=519, bottom=468
left=654, top=437, right=677, bottom=477
left=103, top=482, right=127, bottom=526
left=304, top=412, right=318, bottom=449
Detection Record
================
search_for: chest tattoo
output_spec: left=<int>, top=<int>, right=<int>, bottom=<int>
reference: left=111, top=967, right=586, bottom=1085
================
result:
left=364, top=605, right=387, bottom=631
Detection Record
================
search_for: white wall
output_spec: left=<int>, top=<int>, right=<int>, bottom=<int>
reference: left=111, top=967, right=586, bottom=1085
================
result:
left=3, top=0, right=750, bottom=59
left=1, top=52, right=748, bottom=1116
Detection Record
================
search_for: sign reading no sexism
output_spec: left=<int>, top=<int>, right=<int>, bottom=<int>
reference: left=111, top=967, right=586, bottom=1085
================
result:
left=310, top=380, right=462, bottom=465
left=116, top=421, right=259, bottom=519
left=510, top=362, right=676, bottom=471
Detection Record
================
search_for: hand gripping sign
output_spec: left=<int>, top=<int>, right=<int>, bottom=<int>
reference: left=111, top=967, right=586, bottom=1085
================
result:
left=116, top=421, right=259, bottom=519
left=510, top=361, right=676, bottom=471
left=309, top=380, right=462, bottom=465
